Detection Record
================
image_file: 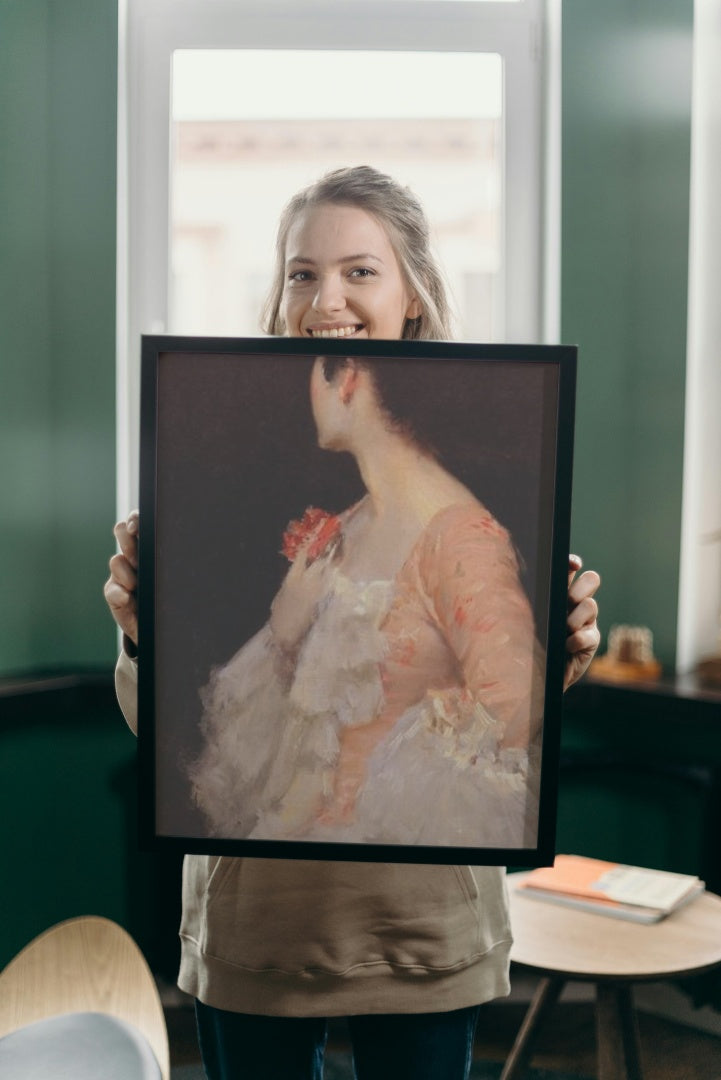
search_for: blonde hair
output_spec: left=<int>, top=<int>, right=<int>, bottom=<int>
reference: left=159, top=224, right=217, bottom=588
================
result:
left=261, top=166, right=454, bottom=340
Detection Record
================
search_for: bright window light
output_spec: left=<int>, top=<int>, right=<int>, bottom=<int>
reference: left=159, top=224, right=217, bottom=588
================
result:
left=170, top=50, right=504, bottom=341
left=172, top=50, right=502, bottom=121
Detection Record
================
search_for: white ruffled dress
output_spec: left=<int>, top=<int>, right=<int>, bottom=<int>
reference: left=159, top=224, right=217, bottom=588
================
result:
left=189, top=503, right=544, bottom=850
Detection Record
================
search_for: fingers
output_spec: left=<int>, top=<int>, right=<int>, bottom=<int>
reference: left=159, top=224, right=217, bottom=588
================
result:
left=564, top=559, right=601, bottom=688
left=565, top=623, right=601, bottom=658
left=105, top=511, right=140, bottom=644
left=568, top=567, right=601, bottom=608
left=108, top=551, right=137, bottom=592
left=563, top=622, right=601, bottom=689
left=103, top=576, right=139, bottom=643
left=103, top=575, right=135, bottom=617
left=568, top=553, right=583, bottom=586
left=113, top=510, right=139, bottom=568
left=566, top=592, right=599, bottom=636
left=567, top=564, right=601, bottom=641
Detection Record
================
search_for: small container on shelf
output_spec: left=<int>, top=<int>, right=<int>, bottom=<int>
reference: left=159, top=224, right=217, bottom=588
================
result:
left=590, top=623, right=662, bottom=683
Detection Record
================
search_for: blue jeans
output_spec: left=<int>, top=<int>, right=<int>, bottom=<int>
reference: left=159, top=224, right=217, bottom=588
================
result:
left=195, top=1000, right=481, bottom=1080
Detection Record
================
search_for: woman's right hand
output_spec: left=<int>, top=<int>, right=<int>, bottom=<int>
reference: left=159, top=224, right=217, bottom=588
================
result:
left=104, top=510, right=139, bottom=646
left=269, top=546, right=331, bottom=651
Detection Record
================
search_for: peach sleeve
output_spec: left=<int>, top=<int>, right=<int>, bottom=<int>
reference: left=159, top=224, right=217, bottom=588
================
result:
left=419, top=508, right=544, bottom=748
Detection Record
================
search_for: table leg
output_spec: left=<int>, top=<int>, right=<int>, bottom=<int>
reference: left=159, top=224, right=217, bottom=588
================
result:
left=596, top=982, right=643, bottom=1080
left=500, top=976, right=565, bottom=1080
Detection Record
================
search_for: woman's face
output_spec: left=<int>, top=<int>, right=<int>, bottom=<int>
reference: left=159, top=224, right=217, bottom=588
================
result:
left=281, top=203, right=421, bottom=341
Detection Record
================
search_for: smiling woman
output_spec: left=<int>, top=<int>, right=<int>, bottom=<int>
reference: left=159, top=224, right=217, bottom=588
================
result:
left=263, top=166, right=451, bottom=341
left=110, top=119, right=589, bottom=1075
left=169, top=45, right=505, bottom=346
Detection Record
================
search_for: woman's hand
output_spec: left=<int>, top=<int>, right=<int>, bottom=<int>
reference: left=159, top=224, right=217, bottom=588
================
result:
left=103, top=510, right=139, bottom=646
left=564, top=554, right=601, bottom=690
left=269, top=546, right=331, bottom=650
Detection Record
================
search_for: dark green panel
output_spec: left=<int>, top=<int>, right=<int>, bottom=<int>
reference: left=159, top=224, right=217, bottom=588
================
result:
left=0, top=690, right=131, bottom=966
left=562, top=0, right=693, bottom=668
left=0, top=0, right=118, bottom=673
left=556, top=771, right=707, bottom=877
left=47, top=0, right=118, bottom=667
left=559, top=682, right=721, bottom=888
left=0, top=1, right=55, bottom=670
left=0, top=684, right=183, bottom=976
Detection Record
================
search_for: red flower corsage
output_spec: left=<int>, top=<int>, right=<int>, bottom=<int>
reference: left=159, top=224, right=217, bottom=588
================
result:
left=281, top=507, right=342, bottom=563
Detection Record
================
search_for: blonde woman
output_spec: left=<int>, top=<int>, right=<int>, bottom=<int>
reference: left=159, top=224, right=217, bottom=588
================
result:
left=106, top=167, right=600, bottom=1080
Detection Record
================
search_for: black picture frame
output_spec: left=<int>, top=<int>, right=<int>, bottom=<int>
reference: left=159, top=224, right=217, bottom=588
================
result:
left=138, top=335, right=576, bottom=866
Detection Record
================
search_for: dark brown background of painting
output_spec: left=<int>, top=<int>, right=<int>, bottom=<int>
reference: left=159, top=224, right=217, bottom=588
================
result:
left=150, top=350, right=559, bottom=836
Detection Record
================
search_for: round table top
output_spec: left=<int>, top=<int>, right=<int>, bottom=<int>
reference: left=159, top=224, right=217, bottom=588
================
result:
left=508, top=872, right=721, bottom=981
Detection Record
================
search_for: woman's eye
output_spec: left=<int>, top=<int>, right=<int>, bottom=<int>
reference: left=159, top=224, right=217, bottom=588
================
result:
left=288, top=269, right=313, bottom=283
left=349, top=267, right=375, bottom=279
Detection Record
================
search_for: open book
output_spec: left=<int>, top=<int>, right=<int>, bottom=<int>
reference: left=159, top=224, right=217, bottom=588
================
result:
left=515, top=854, right=705, bottom=923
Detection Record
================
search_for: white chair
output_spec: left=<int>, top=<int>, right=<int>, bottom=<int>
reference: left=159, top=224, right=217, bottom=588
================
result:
left=0, top=915, right=170, bottom=1079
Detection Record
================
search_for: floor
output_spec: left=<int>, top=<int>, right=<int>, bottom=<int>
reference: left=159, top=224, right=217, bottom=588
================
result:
left=165, top=980, right=721, bottom=1079
left=473, top=999, right=721, bottom=1079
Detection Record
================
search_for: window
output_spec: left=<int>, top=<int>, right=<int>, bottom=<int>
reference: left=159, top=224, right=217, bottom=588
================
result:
left=169, top=49, right=503, bottom=340
left=118, top=0, right=556, bottom=509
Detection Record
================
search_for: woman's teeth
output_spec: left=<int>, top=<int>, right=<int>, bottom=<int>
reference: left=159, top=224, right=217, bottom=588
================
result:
left=310, top=325, right=360, bottom=338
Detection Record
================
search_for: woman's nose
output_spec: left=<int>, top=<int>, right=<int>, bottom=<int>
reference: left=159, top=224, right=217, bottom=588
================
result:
left=312, top=274, right=345, bottom=315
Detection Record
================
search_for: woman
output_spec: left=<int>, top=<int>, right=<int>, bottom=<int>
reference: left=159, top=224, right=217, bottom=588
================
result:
left=190, top=350, right=546, bottom=850
left=106, top=166, right=600, bottom=1080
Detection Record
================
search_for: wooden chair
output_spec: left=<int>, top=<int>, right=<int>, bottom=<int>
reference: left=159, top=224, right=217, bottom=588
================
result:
left=0, top=915, right=170, bottom=1079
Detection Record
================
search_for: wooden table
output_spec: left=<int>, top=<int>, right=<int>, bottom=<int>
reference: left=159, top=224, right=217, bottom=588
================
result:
left=503, top=873, right=721, bottom=1080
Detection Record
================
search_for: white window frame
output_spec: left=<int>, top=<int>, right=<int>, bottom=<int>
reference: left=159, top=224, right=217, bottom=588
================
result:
left=676, top=0, right=721, bottom=674
left=116, top=0, right=559, bottom=511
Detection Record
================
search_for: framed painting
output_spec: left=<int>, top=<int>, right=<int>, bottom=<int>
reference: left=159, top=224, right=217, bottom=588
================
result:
left=137, top=336, right=576, bottom=865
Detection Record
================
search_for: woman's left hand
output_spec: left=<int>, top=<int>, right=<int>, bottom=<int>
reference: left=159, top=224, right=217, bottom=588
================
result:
left=564, top=554, right=601, bottom=690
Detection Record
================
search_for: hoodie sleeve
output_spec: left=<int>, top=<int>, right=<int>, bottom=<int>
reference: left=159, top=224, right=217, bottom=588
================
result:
left=115, top=645, right=139, bottom=736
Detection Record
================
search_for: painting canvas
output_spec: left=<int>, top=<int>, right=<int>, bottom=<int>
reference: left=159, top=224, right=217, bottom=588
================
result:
left=138, top=336, right=576, bottom=865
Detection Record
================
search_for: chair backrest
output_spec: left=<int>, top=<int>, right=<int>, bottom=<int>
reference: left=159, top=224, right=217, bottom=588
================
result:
left=0, top=915, right=170, bottom=1080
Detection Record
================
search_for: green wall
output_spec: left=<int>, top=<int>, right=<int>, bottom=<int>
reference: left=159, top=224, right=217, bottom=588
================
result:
left=0, top=0, right=129, bottom=970
left=562, top=0, right=693, bottom=669
left=0, top=0, right=700, bottom=970
left=0, top=0, right=118, bottom=675
left=0, top=1, right=694, bottom=678
left=0, top=683, right=184, bottom=974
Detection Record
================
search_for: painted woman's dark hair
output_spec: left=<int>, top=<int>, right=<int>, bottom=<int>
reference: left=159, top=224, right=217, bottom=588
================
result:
left=320, top=353, right=546, bottom=474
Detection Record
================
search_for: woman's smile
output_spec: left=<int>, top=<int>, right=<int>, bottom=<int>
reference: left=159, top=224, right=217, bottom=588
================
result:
left=307, top=323, right=365, bottom=339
